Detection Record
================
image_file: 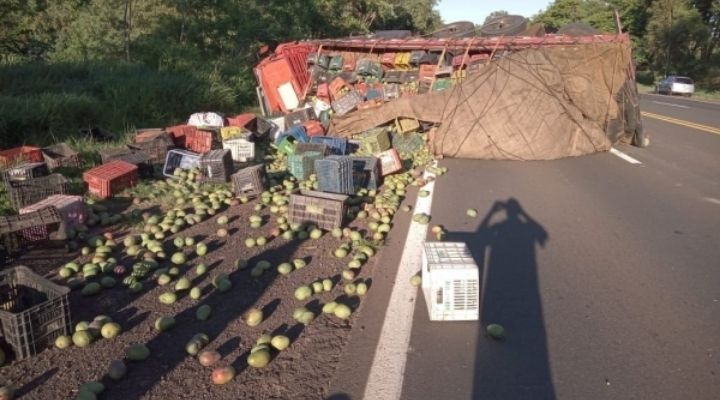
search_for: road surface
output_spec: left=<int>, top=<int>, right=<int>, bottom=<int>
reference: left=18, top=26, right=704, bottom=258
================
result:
left=329, top=94, right=720, bottom=400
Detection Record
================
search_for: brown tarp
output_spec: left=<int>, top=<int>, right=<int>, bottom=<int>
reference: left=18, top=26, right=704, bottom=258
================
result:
left=328, top=42, right=632, bottom=160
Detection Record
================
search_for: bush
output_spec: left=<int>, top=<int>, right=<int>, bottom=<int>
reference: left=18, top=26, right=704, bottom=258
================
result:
left=0, top=62, right=239, bottom=149
left=635, top=70, right=656, bottom=86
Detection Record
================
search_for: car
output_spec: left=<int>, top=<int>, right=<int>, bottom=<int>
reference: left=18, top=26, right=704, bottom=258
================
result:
left=656, top=76, right=695, bottom=97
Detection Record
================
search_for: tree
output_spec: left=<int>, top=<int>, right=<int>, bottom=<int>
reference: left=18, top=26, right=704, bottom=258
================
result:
left=484, top=10, right=509, bottom=25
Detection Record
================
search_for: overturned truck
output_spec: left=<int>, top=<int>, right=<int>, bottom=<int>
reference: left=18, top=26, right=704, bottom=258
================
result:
left=254, top=21, right=646, bottom=161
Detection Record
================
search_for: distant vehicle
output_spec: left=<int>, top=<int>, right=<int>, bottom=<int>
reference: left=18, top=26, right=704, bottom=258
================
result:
left=656, top=76, right=695, bottom=97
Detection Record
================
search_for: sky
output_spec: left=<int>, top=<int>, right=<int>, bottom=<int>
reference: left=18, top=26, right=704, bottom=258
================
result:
left=436, top=0, right=554, bottom=25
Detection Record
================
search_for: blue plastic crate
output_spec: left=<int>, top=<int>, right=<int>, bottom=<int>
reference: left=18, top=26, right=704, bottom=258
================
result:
left=275, top=125, right=309, bottom=145
left=315, top=156, right=354, bottom=195
left=309, top=136, right=348, bottom=156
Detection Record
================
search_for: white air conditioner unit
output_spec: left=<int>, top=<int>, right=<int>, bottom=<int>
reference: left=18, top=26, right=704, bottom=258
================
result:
left=422, top=242, right=480, bottom=321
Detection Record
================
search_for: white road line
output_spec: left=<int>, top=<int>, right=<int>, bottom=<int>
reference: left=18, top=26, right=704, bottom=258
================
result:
left=651, top=100, right=690, bottom=109
left=363, top=166, right=437, bottom=400
left=610, top=148, right=643, bottom=165
left=702, top=197, right=720, bottom=206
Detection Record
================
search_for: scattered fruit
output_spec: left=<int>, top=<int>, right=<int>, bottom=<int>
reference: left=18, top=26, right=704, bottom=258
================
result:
left=487, top=324, right=505, bottom=340
left=198, top=350, right=222, bottom=367
left=126, top=343, right=150, bottom=361
left=211, top=366, right=235, bottom=384
left=243, top=308, right=263, bottom=327
left=270, top=335, right=290, bottom=351
left=247, top=350, right=270, bottom=368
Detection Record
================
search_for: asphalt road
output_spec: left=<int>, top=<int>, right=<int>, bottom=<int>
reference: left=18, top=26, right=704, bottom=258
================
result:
left=330, top=94, right=720, bottom=399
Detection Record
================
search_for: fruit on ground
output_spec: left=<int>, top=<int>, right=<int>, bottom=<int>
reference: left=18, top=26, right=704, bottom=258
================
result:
left=467, top=208, right=478, bottom=218
left=294, top=286, right=312, bottom=301
left=211, top=366, right=235, bottom=385
left=72, top=331, right=93, bottom=347
left=487, top=324, right=505, bottom=340
left=196, top=304, right=212, bottom=321
left=154, top=316, right=176, bottom=332
left=410, top=275, right=422, bottom=287
left=198, top=350, right=221, bottom=367
left=55, top=335, right=72, bottom=349
left=247, top=350, right=270, bottom=368
left=333, top=304, right=352, bottom=320
left=159, top=292, right=177, bottom=304
left=243, top=308, right=263, bottom=327
left=270, top=335, right=290, bottom=351
left=107, top=359, right=127, bottom=380
left=126, top=343, right=150, bottom=361
left=100, top=322, right=121, bottom=339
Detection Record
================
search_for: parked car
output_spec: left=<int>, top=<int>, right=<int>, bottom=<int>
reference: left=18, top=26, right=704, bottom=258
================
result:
left=656, top=76, right=694, bottom=97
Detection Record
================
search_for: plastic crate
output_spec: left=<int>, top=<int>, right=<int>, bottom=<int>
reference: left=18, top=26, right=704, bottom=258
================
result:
left=4, top=174, right=70, bottom=211
left=376, top=149, right=403, bottom=176
left=277, top=137, right=296, bottom=156
left=433, top=78, right=453, bottom=92
left=380, top=52, right=396, bottom=69
left=329, top=77, right=353, bottom=99
left=384, top=83, right=401, bottom=101
left=409, top=50, right=427, bottom=67
left=185, top=129, right=216, bottom=154
left=289, top=190, right=348, bottom=230
left=0, top=206, right=65, bottom=253
left=395, top=118, right=421, bottom=134
left=99, top=148, right=153, bottom=178
left=295, top=143, right=328, bottom=156
left=284, top=108, right=316, bottom=128
left=356, top=59, right=383, bottom=79
left=223, top=137, right=255, bottom=162
left=220, top=126, right=249, bottom=141
left=315, top=156, right=354, bottom=195
left=394, top=53, right=411, bottom=70
left=4, top=162, right=49, bottom=183
left=129, top=131, right=174, bottom=165
left=0, top=146, right=43, bottom=168
left=256, top=117, right=278, bottom=140
left=384, top=70, right=404, bottom=84
left=309, top=136, right=348, bottom=156
left=20, top=195, right=86, bottom=239
left=329, top=55, right=344, bottom=70
left=332, top=90, right=362, bottom=116
left=303, top=120, right=325, bottom=137
left=419, top=64, right=437, bottom=80
left=0, top=266, right=72, bottom=360
left=83, top=160, right=138, bottom=199
left=421, top=242, right=479, bottom=321
left=350, top=156, right=380, bottom=191
left=41, top=143, right=81, bottom=170
left=231, top=164, right=268, bottom=198
left=165, top=124, right=197, bottom=147
left=276, top=125, right=310, bottom=145
left=200, top=149, right=234, bottom=183
left=163, top=149, right=201, bottom=178
left=288, top=151, right=323, bottom=180
left=307, top=53, right=330, bottom=69
left=360, top=128, right=392, bottom=154
left=392, top=132, right=425, bottom=154
left=226, top=113, right=257, bottom=130
left=342, top=54, right=357, bottom=72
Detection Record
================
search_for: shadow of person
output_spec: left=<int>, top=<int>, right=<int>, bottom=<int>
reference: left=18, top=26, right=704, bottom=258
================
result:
left=469, top=198, right=555, bottom=400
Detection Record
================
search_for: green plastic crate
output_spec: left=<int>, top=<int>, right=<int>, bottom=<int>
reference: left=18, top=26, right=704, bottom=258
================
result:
left=360, top=128, right=391, bottom=155
left=288, top=151, right=323, bottom=180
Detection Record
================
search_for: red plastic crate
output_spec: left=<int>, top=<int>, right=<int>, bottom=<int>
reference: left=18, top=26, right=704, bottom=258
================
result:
left=303, top=121, right=325, bottom=137
left=83, top=160, right=138, bottom=199
left=185, top=129, right=215, bottom=154
left=0, top=146, right=43, bottom=168
left=329, top=77, right=352, bottom=99
left=342, top=53, right=358, bottom=71
left=317, top=83, right=330, bottom=100
left=419, top=64, right=437, bottom=80
left=166, top=124, right=198, bottom=147
left=377, top=148, right=403, bottom=176
left=380, top=52, right=396, bottom=69
left=226, top=113, right=257, bottom=129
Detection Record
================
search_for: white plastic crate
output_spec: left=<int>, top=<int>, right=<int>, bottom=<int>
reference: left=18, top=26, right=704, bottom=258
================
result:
left=223, top=138, right=255, bottom=162
left=421, top=242, right=480, bottom=321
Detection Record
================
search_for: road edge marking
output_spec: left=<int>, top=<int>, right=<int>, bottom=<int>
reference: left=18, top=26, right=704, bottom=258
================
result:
left=362, top=166, right=437, bottom=400
left=610, top=148, right=643, bottom=165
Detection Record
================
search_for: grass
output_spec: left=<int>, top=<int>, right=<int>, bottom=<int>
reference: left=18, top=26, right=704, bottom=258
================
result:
left=637, top=83, right=720, bottom=101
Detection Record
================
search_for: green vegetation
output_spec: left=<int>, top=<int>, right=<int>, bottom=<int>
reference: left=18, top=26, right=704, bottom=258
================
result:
left=0, top=0, right=442, bottom=148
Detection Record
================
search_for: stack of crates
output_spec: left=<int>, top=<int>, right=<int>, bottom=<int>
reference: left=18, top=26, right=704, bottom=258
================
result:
left=185, top=129, right=216, bottom=154
left=0, top=146, right=43, bottom=168
left=422, top=242, right=480, bottom=321
left=4, top=174, right=69, bottom=211
left=0, top=206, right=65, bottom=252
left=288, top=151, right=323, bottom=180
left=83, top=160, right=138, bottom=199
left=315, top=156, right=354, bottom=195
left=4, top=162, right=49, bottom=183
left=130, top=130, right=175, bottom=165
left=200, top=149, right=234, bottom=183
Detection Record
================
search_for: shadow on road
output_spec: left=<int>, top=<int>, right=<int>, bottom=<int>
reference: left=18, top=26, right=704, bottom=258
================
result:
left=449, top=198, right=556, bottom=400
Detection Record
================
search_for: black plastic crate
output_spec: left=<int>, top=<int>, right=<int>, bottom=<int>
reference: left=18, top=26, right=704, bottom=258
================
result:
left=5, top=174, right=70, bottom=211
left=200, top=149, right=234, bottom=183
left=41, top=143, right=81, bottom=170
left=129, top=131, right=175, bottom=165
left=289, top=190, right=348, bottom=230
left=315, top=156, right=354, bottom=195
left=332, top=91, right=362, bottom=116
left=350, top=156, right=380, bottom=191
left=100, top=147, right=153, bottom=178
left=0, top=265, right=72, bottom=360
left=3, top=162, right=49, bottom=183
left=284, top=108, right=316, bottom=128
left=309, top=136, right=348, bottom=156
left=231, top=164, right=268, bottom=198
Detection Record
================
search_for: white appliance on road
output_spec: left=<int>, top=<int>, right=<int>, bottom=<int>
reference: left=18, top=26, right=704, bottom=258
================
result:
left=422, top=242, right=480, bottom=321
